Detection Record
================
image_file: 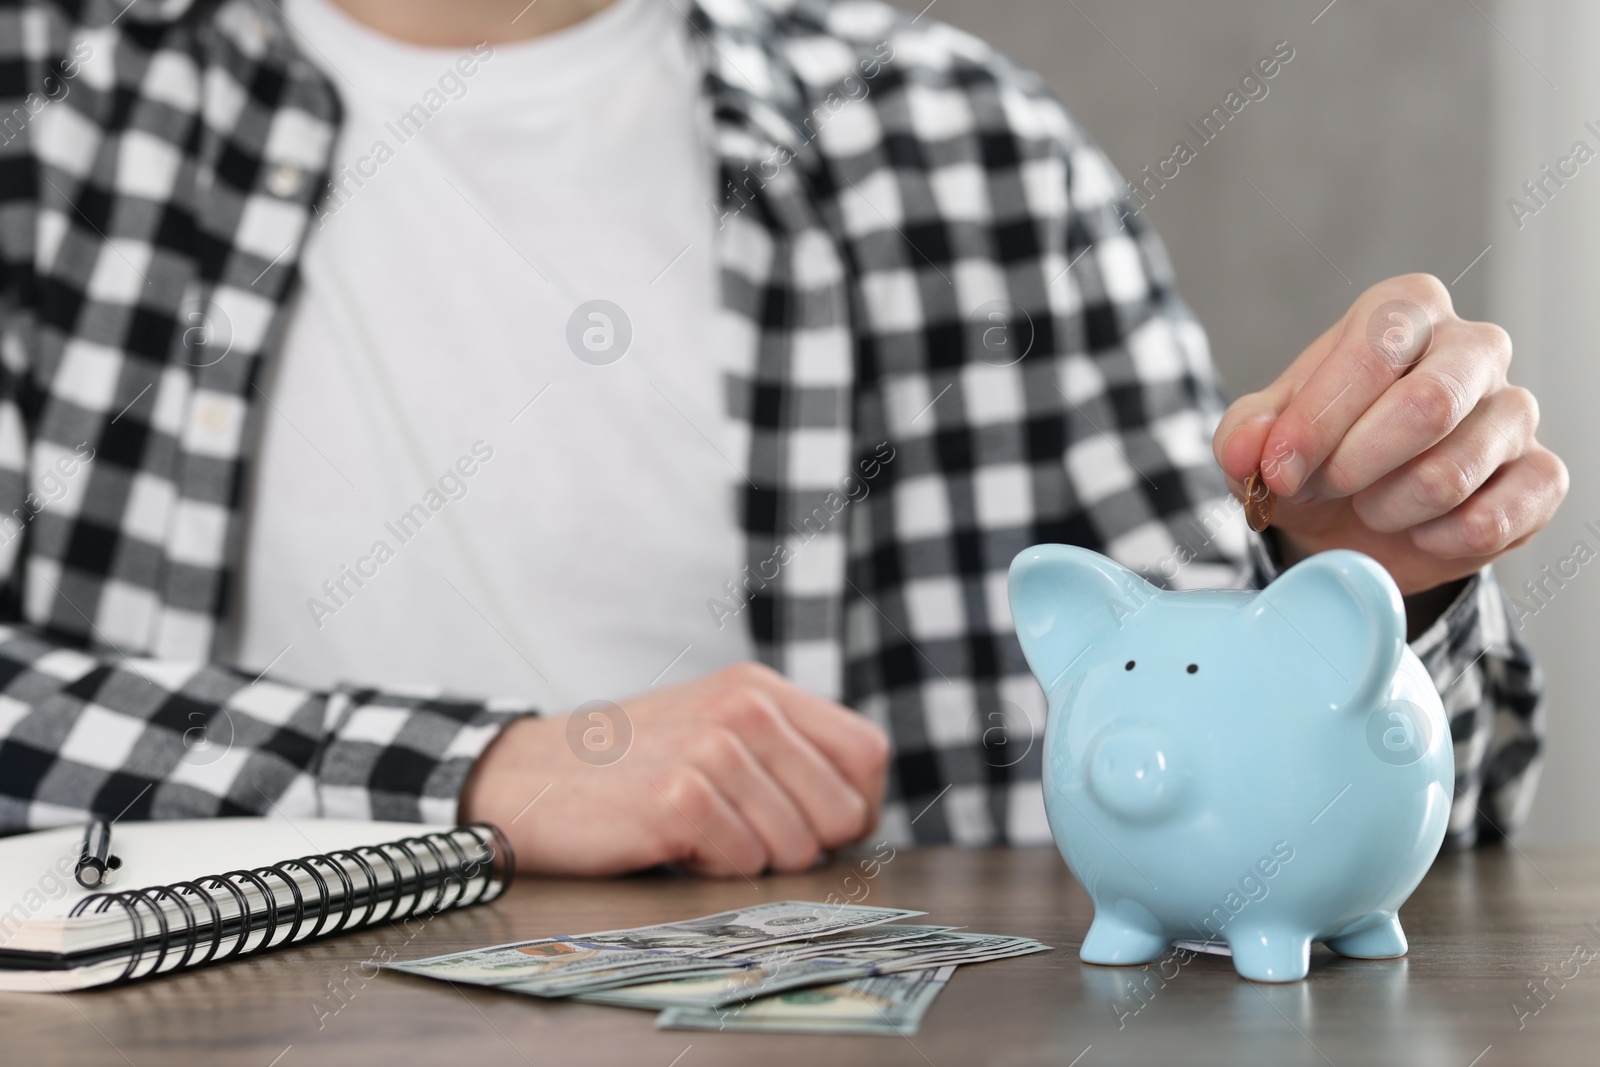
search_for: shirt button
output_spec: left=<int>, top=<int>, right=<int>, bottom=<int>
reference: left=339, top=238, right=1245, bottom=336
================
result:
left=266, top=164, right=304, bottom=198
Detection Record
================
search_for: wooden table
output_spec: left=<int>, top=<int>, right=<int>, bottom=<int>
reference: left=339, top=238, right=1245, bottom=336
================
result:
left=4, top=845, right=1596, bottom=1066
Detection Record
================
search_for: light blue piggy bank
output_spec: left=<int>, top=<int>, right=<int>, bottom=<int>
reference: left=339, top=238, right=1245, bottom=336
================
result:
left=1008, top=545, right=1453, bottom=982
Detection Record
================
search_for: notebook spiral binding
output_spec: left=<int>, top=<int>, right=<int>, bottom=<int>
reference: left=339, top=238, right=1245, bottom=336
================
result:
left=66, top=823, right=514, bottom=985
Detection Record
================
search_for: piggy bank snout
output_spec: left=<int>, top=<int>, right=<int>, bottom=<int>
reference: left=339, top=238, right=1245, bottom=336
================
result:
left=1085, top=728, right=1184, bottom=823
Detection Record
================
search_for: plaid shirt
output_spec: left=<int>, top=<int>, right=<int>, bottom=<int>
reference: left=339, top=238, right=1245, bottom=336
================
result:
left=0, top=0, right=1541, bottom=847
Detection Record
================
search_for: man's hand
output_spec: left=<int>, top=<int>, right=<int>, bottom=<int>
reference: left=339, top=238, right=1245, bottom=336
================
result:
left=1213, top=273, right=1567, bottom=598
left=458, top=662, right=890, bottom=877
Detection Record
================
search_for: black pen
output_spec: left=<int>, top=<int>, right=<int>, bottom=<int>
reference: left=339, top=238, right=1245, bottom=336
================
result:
left=74, top=818, right=121, bottom=889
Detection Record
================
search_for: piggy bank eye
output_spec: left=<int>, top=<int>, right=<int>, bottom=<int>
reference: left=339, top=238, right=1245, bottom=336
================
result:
left=1124, top=660, right=1135, bottom=671
left=1186, top=663, right=1199, bottom=674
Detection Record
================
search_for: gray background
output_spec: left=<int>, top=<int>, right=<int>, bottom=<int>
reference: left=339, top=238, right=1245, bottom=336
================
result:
left=884, top=0, right=1597, bottom=844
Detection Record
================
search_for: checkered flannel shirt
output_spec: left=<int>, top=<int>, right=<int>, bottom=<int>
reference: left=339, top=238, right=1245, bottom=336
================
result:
left=0, top=0, right=1541, bottom=847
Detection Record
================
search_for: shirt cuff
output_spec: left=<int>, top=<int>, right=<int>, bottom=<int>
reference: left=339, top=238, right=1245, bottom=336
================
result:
left=314, top=688, right=536, bottom=825
left=1407, top=572, right=1487, bottom=662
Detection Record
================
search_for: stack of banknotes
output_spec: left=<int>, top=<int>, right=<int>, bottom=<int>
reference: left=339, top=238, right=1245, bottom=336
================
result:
left=384, top=901, right=1051, bottom=1035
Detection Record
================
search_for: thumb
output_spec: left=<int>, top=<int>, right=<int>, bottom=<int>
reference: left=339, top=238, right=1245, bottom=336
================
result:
left=1213, top=391, right=1286, bottom=493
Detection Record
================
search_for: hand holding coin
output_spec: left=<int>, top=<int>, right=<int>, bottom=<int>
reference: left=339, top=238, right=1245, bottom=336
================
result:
left=1209, top=273, right=1564, bottom=597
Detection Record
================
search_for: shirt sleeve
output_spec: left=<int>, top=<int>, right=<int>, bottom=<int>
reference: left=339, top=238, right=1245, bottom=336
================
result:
left=1407, top=571, right=1543, bottom=847
left=0, top=623, right=533, bottom=830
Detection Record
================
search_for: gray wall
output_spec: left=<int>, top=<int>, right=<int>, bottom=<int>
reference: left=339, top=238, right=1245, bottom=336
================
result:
left=889, top=1, right=1598, bottom=844
left=1486, top=1, right=1600, bottom=847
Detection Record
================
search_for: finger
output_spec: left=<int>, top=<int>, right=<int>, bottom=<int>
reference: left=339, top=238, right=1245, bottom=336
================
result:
left=1213, top=322, right=1341, bottom=486
left=765, top=687, right=889, bottom=825
left=1314, top=319, right=1511, bottom=499
left=1351, top=386, right=1536, bottom=533
left=686, top=726, right=821, bottom=871
left=714, top=663, right=889, bottom=821
left=1408, top=446, right=1568, bottom=560
left=1263, top=274, right=1452, bottom=499
left=653, top=766, right=769, bottom=878
left=704, top=681, right=873, bottom=847
left=1214, top=398, right=1284, bottom=492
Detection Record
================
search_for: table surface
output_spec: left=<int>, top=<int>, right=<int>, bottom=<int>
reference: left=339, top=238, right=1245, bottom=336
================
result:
left=5, top=844, right=1597, bottom=1067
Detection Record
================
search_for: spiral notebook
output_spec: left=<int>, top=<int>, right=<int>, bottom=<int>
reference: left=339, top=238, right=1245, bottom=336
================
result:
left=0, top=818, right=512, bottom=992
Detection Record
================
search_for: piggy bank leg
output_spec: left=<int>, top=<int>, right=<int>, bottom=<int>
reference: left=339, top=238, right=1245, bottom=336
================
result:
left=1224, top=925, right=1312, bottom=982
left=1325, top=911, right=1408, bottom=959
left=1079, top=901, right=1169, bottom=966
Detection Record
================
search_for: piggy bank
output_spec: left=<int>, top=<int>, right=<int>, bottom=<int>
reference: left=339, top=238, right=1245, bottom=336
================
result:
left=1008, top=545, right=1452, bottom=982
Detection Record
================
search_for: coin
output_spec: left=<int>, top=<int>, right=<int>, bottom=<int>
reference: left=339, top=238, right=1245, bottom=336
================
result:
left=1244, top=469, right=1276, bottom=533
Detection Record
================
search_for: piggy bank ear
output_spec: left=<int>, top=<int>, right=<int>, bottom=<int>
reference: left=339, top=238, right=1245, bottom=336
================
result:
left=1254, top=550, right=1405, bottom=712
left=1008, top=545, right=1155, bottom=689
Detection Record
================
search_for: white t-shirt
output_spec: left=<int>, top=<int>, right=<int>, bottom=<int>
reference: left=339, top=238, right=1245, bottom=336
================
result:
left=227, top=0, right=755, bottom=709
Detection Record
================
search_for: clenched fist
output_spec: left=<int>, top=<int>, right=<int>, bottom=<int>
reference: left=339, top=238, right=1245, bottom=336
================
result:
left=460, top=662, right=890, bottom=877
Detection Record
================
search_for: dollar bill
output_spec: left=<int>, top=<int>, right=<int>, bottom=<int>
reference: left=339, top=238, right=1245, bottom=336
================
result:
left=744, top=924, right=958, bottom=960
left=569, top=932, right=1049, bottom=1009
left=1172, top=939, right=1233, bottom=956
left=385, top=901, right=923, bottom=987
left=576, top=900, right=926, bottom=957
left=498, top=924, right=947, bottom=999
left=656, top=965, right=958, bottom=1035
left=864, top=935, right=1052, bottom=972
left=571, top=953, right=889, bottom=1008
left=502, top=925, right=960, bottom=999
left=383, top=939, right=734, bottom=987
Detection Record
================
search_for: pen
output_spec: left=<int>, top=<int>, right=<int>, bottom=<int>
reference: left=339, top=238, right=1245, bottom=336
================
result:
left=74, top=818, right=122, bottom=889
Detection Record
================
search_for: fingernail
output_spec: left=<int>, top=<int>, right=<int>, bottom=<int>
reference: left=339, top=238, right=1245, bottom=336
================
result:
left=1288, top=484, right=1320, bottom=505
left=1275, top=452, right=1307, bottom=496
